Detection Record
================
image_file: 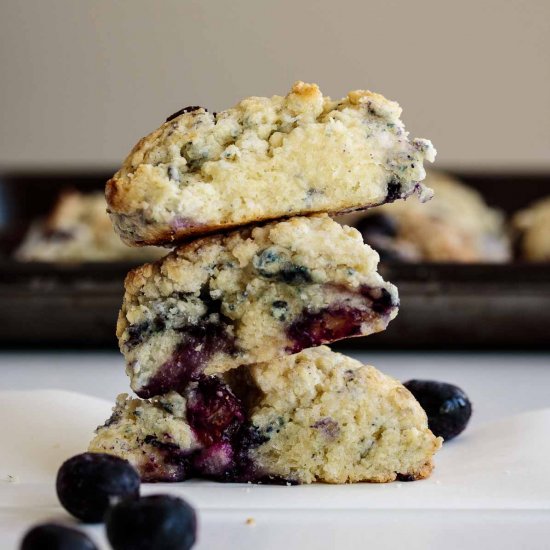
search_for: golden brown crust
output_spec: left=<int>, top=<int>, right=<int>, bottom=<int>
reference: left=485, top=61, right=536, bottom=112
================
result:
left=105, top=177, right=124, bottom=212
left=106, top=81, right=435, bottom=246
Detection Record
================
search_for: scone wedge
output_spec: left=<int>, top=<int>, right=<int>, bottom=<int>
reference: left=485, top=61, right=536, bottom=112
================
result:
left=118, top=215, right=398, bottom=398
left=107, top=81, right=436, bottom=246
left=90, top=347, right=442, bottom=484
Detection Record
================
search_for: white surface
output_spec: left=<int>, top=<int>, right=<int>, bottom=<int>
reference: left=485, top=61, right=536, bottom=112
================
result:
left=0, top=352, right=549, bottom=549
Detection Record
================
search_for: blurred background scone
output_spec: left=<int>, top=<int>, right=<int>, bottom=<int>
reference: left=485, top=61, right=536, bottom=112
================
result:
left=512, top=197, right=550, bottom=262
left=15, top=190, right=165, bottom=263
left=340, top=171, right=511, bottom=263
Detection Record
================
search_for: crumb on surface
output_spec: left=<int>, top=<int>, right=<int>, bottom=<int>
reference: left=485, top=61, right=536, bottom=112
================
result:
left=246, top=517, right=256, bottom=526
left=4, top=474, right=20, bottom=483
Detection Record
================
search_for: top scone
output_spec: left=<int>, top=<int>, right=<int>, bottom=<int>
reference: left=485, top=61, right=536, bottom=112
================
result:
left=107, top=81, right=436, bottom=246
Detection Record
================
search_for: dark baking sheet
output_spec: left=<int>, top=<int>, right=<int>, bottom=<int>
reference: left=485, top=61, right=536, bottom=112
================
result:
left=0, top=170, right=549, bottom=349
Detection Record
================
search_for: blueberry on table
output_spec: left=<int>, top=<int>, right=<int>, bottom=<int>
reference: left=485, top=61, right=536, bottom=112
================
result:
left=56, top=452, right=140, bottom=523
left=106, top=495, right=197, bottom=550
left=403, top=380, right=472, bottom=441
left=20, top=523, right=97, bottom=550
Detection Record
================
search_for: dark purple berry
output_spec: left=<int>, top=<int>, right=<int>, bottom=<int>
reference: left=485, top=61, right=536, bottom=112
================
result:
left=385, top=179, right=402, bottom=202
left=126, top=319, right=165, bottom=349
left=106, top=495, right=197, bottom=550
left=279, top=265, right=312, bottom=284
left=141, top=436, right=193, bottom=482
left=186, top=377, right=244, bottom=447
left=140, top=321, right=234, bottom=398
left=403, top=380, right=472, bottom=441
left=20, top=523, right=97, bottom=550
left=165, top=106, right=204, bottom=122
left=361, top=286, right=397, bottom=314
left=396, top=473, right=417, bottom=482
left=56, top=453, right=140, bottom=523
left=286, top=305, right=365, bottom=353
left=253, top=248, right=312, bottom=284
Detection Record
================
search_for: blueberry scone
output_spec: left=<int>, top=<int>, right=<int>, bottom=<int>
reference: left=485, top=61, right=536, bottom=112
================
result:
left=16, top=190, right=165, bottom=262
left=89, top=347, right=441, bottom=484
left=512, top=196, right=550, bottom=261
left=119, top=215, right=398, bottom=398
left=342, top=171, right=510, bottom=262
left=106, top=81, right=436, bottom=246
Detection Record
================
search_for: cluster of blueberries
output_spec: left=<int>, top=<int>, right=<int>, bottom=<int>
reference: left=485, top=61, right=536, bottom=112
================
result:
left=21, top=453, right=197, bottom=550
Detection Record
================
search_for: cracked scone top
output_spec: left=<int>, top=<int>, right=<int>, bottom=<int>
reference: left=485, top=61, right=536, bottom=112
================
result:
left=89, top=347, right=442, bottom=484
left=106, top=81, right=436, bottom=246
left=118, top=214, right=398, bottom=398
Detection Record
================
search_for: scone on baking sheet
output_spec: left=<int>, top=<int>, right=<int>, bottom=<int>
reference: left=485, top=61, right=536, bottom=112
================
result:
left=118, top=214, right=399, bottom=398
left=106, top=81, right=436, bottom=246
left=513, top=196, right=550, bottom=262
left=89, top=347, right=441, bottom=484
left=15, top=190, right=165, bottom=263
left=342, top=171, right=511, bottom=262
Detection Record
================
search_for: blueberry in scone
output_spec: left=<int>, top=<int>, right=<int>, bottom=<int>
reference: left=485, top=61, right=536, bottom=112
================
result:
left=106, top=81, right=436, bottom=246
left=512, top=196, right=550, bottom=262
left=16, top=190, right=165, bottom=262
left=89, top=347, right=442, bottom=484
left=342, top=171, right=511, bottom=262
left=116, top=215, right=399, bottom=398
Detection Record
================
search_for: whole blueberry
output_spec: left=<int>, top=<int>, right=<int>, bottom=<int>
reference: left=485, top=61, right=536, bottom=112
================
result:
left=106, top=495, right=197, bottom=550
left=56, top=453, right=140, bottom=523
left=20, top=523, right=97, bottom=550
left=404, top=380, right=472, bottom=441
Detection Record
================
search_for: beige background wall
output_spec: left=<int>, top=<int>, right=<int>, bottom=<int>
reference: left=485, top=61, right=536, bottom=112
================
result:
left=0, top=0, right=549, bottom=169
